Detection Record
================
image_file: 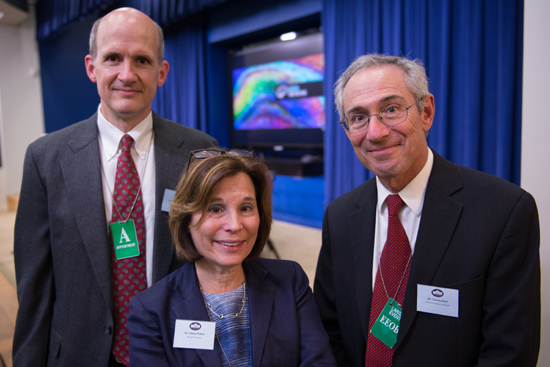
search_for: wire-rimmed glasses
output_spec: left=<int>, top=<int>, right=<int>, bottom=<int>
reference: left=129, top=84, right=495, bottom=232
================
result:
left=340, top=98, right=423, bottom=133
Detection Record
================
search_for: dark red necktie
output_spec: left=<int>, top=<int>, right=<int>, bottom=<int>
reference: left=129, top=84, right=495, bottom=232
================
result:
left=365, top=194, right=411, bottom=367
left=110, top=134, right=147, bottom=366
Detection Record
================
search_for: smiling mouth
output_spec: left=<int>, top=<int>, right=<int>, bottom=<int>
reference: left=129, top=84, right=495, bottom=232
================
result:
left=369, top=146, right=395, bottom=154
left=114, top=89, right=140, bottom=93
left=216, top=241, right=243, bottom=247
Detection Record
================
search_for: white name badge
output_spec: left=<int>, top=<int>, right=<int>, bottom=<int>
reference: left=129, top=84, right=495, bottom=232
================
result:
left=161, top=189, right=176, bottom=212
left=416, top=284, right=459, bottom=318
left=173, top=319, right=216, bottom=350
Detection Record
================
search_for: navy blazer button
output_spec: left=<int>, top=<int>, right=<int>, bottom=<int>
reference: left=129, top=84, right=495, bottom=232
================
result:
left=104, top=326, right=112, bottom=334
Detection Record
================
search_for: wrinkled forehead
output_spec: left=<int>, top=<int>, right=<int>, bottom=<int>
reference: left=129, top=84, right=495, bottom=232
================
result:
left=343, top=65, right=411, bottom=111
left=95, top=31, right=158, bottom=66
left=348, top=65, right=407, bottom=90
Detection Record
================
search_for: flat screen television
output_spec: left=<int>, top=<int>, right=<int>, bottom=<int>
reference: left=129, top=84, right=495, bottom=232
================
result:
left=230, top=32, right=324, bottom=150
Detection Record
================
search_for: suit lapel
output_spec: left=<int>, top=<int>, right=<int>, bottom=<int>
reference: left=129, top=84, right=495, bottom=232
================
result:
left=349, top=180, right=378, bottom=343
left=59, top=115, right=113, bottom=310
left=171, top=263, right=223, bottom=367
left=245, top=262, right=274, bottom=367
left=396, top=150, right=464, bottom=347
left=175, top=262, right=273, bottom=366
left=151, top=114, right=188, bottom=283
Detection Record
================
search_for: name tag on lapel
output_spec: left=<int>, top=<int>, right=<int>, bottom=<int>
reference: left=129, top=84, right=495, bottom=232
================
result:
left=173, top=319, right=216, bottom=350
left=417, top=284, right=459, bottom=318
left=161, top=189, right=176, bottom=212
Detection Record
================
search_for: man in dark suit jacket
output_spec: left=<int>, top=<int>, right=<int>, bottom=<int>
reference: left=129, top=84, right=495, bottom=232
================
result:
left=12, top=8, right=217, bottom=367
left=314, top=54, right=540, bottom=366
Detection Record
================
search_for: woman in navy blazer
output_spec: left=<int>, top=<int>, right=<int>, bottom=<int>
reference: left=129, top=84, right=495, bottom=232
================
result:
left=128, top=149, right=336, bottom=366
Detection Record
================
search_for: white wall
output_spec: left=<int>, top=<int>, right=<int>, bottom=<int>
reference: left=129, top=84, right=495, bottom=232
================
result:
left=0, top=4, right=45, bottom=210
left=523, top=0, right=550, bottom=364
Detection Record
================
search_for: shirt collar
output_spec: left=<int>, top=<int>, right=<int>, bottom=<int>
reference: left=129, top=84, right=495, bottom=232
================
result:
left=376, top=148, right=434, bottom=216
left=96, top=104, right=153, bottom=162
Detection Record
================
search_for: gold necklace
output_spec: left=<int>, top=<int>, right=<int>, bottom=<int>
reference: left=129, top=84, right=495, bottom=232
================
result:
left=202, top=282, right=247, bottom=319
left=199, top=282, right=247, bottom=367
left=216, top=333, right=232, bottom=367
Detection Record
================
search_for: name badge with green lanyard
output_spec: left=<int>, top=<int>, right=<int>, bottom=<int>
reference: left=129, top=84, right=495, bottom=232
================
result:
left=110, top=220, right=140, bottom=260
left=370, top=298, right=402, bottom=348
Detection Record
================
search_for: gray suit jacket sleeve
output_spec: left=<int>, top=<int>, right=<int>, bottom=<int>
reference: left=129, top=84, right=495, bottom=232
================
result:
left=13, top=135, right=55, bottom=367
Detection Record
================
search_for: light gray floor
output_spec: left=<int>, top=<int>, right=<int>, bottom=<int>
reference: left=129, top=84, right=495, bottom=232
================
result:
left=0, top=212, right=322, bottom=289
left=262, top=220, right=322, bottom=288
left=0, top=212, right=16, bottom=288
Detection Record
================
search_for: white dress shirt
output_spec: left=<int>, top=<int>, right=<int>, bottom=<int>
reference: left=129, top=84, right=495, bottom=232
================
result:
left=372, top=148, right=434, bottom=290
left=97, top=106, right=156, bottom=287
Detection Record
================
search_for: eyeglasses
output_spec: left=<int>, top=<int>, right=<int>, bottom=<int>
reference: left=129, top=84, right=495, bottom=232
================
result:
left=340, top=98, right=423, bottom=133
left=186, top=148, right=254, bottom=171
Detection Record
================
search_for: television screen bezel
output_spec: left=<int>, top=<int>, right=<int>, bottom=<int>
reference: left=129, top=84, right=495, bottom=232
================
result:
left=229, top=31, right=325, bottom=150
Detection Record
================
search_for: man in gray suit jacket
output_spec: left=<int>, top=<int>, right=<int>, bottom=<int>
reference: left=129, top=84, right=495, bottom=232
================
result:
left=314, top=54, right=540, bottom=366
left=12, top=8, right=217, bottom=367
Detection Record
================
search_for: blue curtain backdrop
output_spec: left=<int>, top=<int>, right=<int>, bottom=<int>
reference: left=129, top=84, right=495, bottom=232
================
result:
left=151, top=15, right=210, bottom=133
left=36, top=0, right=229, bottom=39
left=36, top=0, right=115, bottom=40
left=322, top=0, right=523, bottom=206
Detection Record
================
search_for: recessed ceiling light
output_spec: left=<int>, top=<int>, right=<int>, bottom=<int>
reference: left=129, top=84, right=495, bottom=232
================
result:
left=280, top=32, right=297, bottom=42
left=0, top=12, right=5, bottom=20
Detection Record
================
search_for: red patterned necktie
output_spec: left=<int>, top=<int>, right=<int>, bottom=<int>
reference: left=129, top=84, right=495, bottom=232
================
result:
left=365, top=194, right=411, bottom=367
left=110, top=134, right=147, bottom=366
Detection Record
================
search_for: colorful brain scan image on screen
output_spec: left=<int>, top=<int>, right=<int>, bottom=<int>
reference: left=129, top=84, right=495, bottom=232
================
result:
left=233, top=53, right=325, bottom=131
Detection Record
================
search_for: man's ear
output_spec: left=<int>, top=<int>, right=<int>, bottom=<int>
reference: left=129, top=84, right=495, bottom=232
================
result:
left=421, top=94, right=435, bottom=132
left=85, top=55, right=97, bottom=83
left=157, top=60, right=170, bottom=87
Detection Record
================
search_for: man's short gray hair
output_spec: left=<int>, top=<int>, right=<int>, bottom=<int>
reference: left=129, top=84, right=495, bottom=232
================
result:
left=334, top=54, right=430, bottom=121
left=88, top=15, right=165, bottom=65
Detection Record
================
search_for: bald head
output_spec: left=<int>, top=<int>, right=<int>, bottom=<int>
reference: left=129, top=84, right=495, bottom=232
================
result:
left=89, top=7, right=165, bottom=64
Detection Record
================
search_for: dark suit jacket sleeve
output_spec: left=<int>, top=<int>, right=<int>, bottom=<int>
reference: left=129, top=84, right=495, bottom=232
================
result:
left=13, top=142, right=54, bottom=367
left=314, top=210, right=350, bottom=367
left=291, top=262, right=337, bottom=366
left=478, top=191, right=540, bottom=366
left=393, top=155, right=541, bottom=366
left=128, top=295, right=171, bottom=367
